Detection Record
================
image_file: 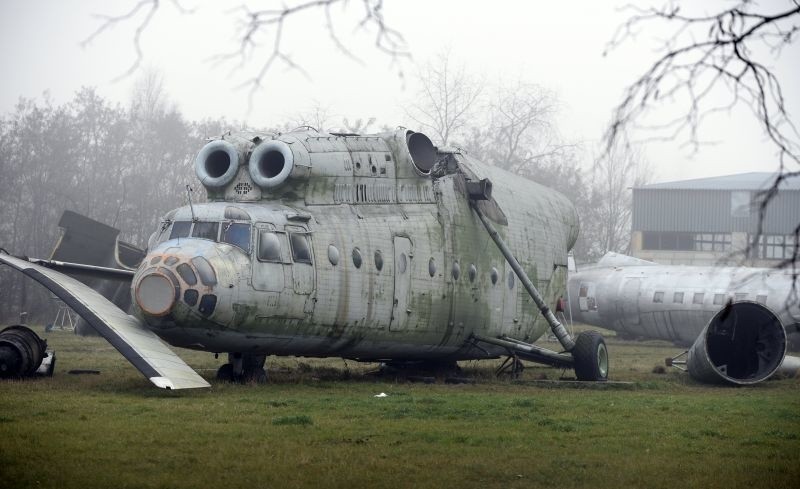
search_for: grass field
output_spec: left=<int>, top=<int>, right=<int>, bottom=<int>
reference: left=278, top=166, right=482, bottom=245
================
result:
left=1, top=326, right=799, bottom=489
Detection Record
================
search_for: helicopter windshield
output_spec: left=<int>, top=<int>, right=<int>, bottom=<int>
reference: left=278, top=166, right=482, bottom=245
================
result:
left=222, top=222, right=251, bottom=253
left=167, top=220, right=251, bottom=254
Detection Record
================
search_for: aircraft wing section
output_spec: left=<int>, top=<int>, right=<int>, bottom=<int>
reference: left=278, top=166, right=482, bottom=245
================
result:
left=0, top=254, right=210, bottom=389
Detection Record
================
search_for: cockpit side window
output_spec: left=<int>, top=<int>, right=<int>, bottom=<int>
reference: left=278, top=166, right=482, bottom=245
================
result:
left=289, top=233, right=313, bottom=264
left=169, top=221, right=192, bottom=240
left=258, top=231, right=282, bottom=262
left=192, top=221, right=219, bottom=241
left=222, top=222, right=251, bottom=254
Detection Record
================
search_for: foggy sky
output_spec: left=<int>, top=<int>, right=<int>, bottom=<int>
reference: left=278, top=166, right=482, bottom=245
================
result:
left=1, top=0, right=798, bottom=184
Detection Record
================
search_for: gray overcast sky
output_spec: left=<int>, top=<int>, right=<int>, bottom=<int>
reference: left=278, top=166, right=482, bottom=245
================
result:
left=1, top=0, right=798, bottom=184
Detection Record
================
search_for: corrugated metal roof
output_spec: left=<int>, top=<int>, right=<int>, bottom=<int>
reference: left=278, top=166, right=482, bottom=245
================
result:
left=636, top=172, right=800, bottom=191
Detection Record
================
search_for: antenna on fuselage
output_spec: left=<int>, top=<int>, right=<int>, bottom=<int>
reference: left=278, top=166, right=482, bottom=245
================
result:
left=186, top=185, right=197, bottom=222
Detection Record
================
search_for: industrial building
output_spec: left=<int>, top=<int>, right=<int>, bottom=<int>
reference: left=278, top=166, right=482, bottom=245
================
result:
left=630, top=172, right=800, bottom=266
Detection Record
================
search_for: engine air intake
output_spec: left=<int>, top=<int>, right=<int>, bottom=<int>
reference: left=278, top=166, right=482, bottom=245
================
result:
left=195, top=140, right=240, bottom=188
left=248, top=140, right=294, bottom=189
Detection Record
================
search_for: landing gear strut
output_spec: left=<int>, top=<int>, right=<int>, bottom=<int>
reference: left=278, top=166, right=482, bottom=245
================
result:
left=469, top=193, right=609, bottom=381
left=216, top=353, right=267, bottom=383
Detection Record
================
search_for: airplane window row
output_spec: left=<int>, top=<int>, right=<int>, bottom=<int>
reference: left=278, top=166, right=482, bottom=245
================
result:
left=652, top=290, right=768, bottom=305
left=326, top=244, right=513, bottom=289
left=344, top=247, right=383, bottom=271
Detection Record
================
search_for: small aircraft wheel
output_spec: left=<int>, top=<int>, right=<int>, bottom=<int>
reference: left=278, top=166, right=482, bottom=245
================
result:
left=572, top=331, right=609, bottom=381
left=216, top=363, right=234, bottom=382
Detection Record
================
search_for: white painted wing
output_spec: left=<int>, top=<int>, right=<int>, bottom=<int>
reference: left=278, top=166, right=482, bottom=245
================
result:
left=1, top=254, right=210, bottom=389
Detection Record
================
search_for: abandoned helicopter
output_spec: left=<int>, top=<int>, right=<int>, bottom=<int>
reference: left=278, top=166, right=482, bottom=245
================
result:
left=568, top=252, right=800, bottom=384
left=0, top=128, right=608, bottom=389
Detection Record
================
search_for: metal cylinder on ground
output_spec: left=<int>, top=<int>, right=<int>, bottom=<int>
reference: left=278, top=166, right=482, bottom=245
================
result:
left=0, top=325, right=48, bottom=378
left=686, top=301, right=786, bottom=385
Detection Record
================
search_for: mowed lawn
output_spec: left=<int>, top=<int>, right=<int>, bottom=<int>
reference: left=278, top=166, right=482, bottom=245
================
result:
left=1, top=327, right=798, bottom=489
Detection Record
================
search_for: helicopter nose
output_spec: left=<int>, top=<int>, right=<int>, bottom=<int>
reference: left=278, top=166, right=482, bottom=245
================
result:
left=134, top=245, right=226, bottom=321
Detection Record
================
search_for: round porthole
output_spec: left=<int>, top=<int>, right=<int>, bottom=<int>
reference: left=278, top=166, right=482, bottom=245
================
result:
left=352, top=248, right=362, bottom=268
left=328, top=245, right=340, bottom=266
left=452, top=261, right=461, bottom=280
left=508, top=272, right=515, bottom=290
left=490, top=267, right=499, bottom=285
left=375, top=250, right=384, bottom=271
left=398, top=253, right=407, bottom=273
left=468, top=264, right=477, bottom=282
left=428, top=257, right=436, bottom=277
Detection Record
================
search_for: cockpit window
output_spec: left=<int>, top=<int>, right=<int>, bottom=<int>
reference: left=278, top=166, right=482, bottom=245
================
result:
left=258, top=231, right=282, bottom=262
left=289, top=233, right=312, bottom=264
left=192, top=221, right=219, bottom=241
left=191, top=256, right=217, bottom=286
left=222, top=222, right=251, bottom=253
left=176, top=263, right=197, bottom=286
left=224, top=206, right=251, bottom=221
left=169, top=221, right=191, bottom=240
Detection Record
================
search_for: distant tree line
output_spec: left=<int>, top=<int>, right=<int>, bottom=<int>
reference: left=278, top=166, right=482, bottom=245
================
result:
left=0, top=74, right=232, bottom=323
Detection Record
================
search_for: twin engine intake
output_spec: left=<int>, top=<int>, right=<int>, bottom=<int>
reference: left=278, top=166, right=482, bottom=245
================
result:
left=195, top=139, right=295, bottom=192
left=193, top=129, right=440, bottom=201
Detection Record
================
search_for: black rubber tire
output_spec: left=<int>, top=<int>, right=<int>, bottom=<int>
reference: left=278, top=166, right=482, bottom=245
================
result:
left=216, top=363, right=234, bottom=382
left=572, top=331, right=609, bottom=381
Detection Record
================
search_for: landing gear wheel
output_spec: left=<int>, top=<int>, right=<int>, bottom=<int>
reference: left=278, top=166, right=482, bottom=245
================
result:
left=572, top=331, right=609, bottom=381
left=216, top=363, right=234, bottom=382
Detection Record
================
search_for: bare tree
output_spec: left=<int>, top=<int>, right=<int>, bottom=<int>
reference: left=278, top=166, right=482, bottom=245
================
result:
left=584, top=144, right=651, bottom=259
left=82, top=0, right=409, bottom=105
left=284, top=102, right=336, bottom=132
left=605, top=1, right=800, bottom=268
left=129, top=66, right=171, bottom=121
left=340, top=117, right=377, bottom=134
left=405, top=50, right=484, bottom=146
left=473, top=80, right=582, bottom=176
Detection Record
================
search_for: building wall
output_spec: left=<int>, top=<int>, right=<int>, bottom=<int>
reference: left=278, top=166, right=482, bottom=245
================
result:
left=630, top=187, right=799, bottom=266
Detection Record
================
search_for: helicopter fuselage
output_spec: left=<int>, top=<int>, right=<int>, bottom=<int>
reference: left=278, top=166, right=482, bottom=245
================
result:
left=130, top=130, right=579, bottom=363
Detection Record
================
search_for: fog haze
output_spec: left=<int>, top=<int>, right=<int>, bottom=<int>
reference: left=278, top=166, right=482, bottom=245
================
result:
left=1, top=0, right=798, bottom=182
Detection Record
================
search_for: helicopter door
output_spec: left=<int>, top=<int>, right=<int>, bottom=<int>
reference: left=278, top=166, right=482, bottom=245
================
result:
left=390, top=236, right=412, bottom=331
left=252, top=223, right=286, bottom=292
left=285, top=225, right=315, bottom=295
left=619, top=277, right=641, bottom=325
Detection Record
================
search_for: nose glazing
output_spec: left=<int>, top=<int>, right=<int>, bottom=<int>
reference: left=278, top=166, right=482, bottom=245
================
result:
left=135, top=253, right=220, bottom=318
left=135, top=268, right=181, bottom=316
